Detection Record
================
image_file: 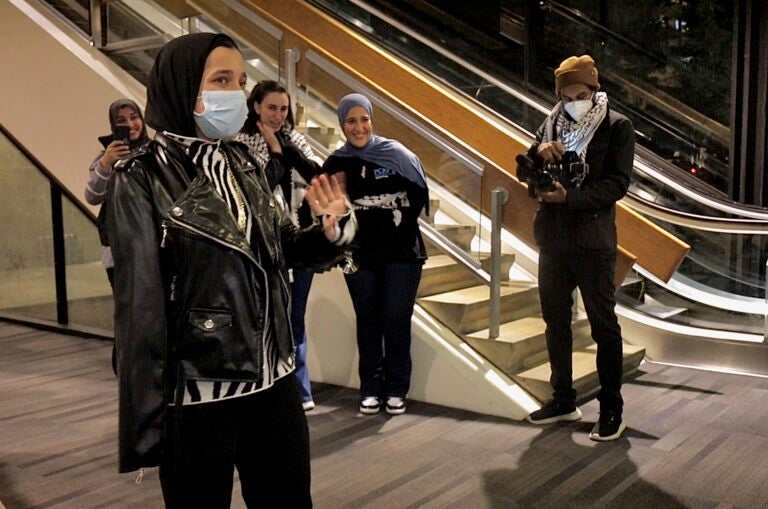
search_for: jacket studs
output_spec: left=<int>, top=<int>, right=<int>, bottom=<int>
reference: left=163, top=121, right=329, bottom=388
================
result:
left=203, top=319, right=215, bottom=330
left=171, top=206, right=183, bottom=217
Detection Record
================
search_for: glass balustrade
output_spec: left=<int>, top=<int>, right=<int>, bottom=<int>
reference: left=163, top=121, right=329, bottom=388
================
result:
left=0, top=128, right=112, bottom=332
left=27, top=0, right=765, bottom=339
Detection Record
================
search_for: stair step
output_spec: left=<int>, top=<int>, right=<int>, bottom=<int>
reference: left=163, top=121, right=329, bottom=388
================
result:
left=478, top=253, right=516, bottom=278
left=464, top=314, right=591, bottom=375
left=635, top=303, right=687, bottom=319
left=300, top=126, right=337, bottom=149
left=514, top=343, right=646, bottom=403
left=419, top=253, right=516, bottom=297
left=425, top=224, right=476, bottom=255
left=419, top=255, right=480, bottom=297
left=638, top=294, right=687, bottom=319
left=420, top=198, right=441, bottom=224
left=418, top=282, right=540, bottom=334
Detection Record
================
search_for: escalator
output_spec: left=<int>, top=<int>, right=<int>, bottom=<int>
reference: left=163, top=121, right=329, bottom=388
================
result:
left=303, top=0, right=768, bottom=353
left=316, top=0, right=733, bottom=196
left=8, top=0, right=768, bottom=419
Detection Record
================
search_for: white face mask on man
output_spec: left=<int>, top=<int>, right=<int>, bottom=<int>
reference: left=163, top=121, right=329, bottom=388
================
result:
left=563, top=96, right=594, bottom=122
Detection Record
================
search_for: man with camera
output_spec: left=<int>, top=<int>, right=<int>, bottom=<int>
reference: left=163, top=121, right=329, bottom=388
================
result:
left=520, top=55, right=635, bottom=441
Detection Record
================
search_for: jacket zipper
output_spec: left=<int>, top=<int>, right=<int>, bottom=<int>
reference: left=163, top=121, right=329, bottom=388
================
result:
left=242, top=169, right=295, bottom=354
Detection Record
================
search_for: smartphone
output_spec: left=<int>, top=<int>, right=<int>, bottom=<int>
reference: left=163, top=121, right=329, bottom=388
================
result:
left=112, top=125, right=131, bottom=145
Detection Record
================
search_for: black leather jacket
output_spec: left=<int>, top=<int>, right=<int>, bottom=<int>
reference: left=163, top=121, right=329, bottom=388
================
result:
left=528, top=109, right=635, bottom=253
left=107, top=134, right=341, bottom=473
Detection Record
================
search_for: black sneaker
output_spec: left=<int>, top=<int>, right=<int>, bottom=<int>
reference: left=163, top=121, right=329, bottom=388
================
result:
left=359, top=396, right=381, bottom=415
left=589, top=410, right=626, bottom=441
left=526, top=399, right=582, bottom=424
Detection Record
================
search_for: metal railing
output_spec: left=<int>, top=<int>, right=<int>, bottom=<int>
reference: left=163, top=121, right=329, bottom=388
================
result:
left=36, top=0, right=767, bottom=341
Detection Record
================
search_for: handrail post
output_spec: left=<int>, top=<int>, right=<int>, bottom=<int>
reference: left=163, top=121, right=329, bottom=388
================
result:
left=50, top=184, right=69, bottom=325
left=490, top=187, right=509, bottom=339
left=90, top=0, right=106, bottom=49
left=284, top=48, right=300, bottom=114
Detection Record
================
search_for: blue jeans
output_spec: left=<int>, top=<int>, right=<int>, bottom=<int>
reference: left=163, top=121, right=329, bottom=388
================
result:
left=291, top=269, right=315, bottom=404
left=344, top=261, right=423, bottom=398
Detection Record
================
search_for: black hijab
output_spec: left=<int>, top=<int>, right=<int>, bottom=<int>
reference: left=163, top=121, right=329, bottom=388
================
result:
left=108, top=99, right=149, bottom=149
left=144, top=33, right=240, bottom=137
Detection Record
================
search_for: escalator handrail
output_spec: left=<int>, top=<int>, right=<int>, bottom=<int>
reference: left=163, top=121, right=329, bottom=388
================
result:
left=632, top=156, right=768, bottom=221
left=345, top=0, right=727, bottom=173
left=326, top=0, right=767, bottom=223
left=347, top=0, right=551, bottom=116
left=624, top=194, right=768, bottom=234
left=545, top=1, right=666, bottom=65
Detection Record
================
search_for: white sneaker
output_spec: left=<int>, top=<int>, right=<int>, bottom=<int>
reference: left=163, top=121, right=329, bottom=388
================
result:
left=359, top=396, right=381, bottom=414
left=385, top=397, right=406, bottom=415
left=302, top=401, right=315, bottom=412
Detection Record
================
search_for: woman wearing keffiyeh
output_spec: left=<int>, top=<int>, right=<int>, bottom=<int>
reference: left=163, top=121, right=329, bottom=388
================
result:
left=522, top=55, right=635, bottom=443
left=236, top=81, right=329, bottom=412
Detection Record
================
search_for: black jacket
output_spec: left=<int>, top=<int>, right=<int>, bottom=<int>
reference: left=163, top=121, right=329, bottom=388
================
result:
left=107, top=135, right=341, bottom=473
left=529, top=109, right=634, bottom=253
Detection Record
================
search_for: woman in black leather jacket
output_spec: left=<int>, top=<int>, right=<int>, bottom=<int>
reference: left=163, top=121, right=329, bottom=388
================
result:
left=106, top=33, right=351, bottom=508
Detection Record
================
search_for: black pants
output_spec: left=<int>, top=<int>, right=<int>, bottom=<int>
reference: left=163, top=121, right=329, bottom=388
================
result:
left=159, top=376, right=312, bottom=508
left=344, top=261, right=423, bottom=398
left=538, top=248, right=624, bottom=414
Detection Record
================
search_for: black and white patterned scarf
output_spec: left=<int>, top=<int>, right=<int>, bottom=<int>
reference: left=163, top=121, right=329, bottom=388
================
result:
left=235, top=128, right=317, bottom=226
left=541, top=91, right=609, bottom=162
left=164, top=131, right=253, bottom=240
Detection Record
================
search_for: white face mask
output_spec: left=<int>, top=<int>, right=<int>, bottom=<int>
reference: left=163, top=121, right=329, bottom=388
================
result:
left=563, top=98, right=593, bottom=122
left=193, top=90, right=248, bottom=139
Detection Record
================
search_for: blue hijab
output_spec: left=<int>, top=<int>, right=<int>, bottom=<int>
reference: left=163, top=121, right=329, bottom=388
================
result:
left=333, top=93, right=428, bottom=191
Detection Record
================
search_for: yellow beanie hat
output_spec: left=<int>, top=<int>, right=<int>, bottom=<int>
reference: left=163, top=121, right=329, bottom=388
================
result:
left=554, top=55, right=600, bottom=95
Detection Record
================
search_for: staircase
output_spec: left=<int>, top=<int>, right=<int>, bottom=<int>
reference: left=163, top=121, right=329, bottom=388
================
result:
left=417, top=201, right=646, bottom=405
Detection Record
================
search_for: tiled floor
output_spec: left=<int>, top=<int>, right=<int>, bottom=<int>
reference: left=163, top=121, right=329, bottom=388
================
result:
left=2, top=321, right=768, bottom=508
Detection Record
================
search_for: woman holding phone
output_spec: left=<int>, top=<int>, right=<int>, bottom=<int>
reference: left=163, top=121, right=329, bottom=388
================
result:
left=84, top=99, right=148, bottom=286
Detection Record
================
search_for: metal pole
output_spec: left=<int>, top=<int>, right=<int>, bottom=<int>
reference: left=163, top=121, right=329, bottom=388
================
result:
left=284, top=48, right=300, bottom=114
left=89, top=0, right=105, bottom=49
left=764, top=258, right=767, bottom=342
left=490, top=187, right=509, bottom=339
left=50, top=184, right=69, bottom=325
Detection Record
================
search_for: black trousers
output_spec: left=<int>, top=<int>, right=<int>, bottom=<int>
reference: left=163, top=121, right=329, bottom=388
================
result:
left=344, top=261, right=423, bottom=398
left=538, top=248, right=624, bottom=414
left=159, top=375, right=312, bottom=508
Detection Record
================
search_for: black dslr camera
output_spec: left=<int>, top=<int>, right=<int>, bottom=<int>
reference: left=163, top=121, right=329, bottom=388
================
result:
left=515, top=150, right=588, bottom=196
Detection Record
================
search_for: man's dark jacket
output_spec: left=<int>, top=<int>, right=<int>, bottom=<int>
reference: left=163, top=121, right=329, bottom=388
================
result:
left=528, top=109, right=635, bottom=253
